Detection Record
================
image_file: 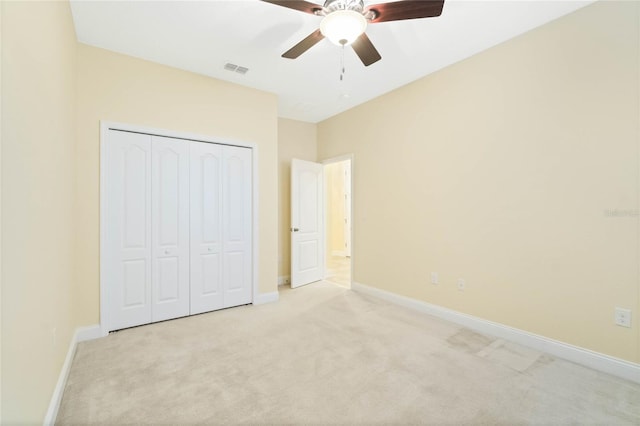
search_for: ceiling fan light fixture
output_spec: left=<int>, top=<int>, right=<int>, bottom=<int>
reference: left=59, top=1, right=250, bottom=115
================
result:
left=320, top=10, right=367, bottom=46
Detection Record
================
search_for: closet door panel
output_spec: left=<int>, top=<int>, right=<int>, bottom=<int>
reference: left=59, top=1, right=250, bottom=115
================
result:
left=106, top=131, right=152, bottom=330
left=190, top=142, right=224, bottom=314
left=201, top=253, right=221, bottom=294
left=158, top=257, right=180, bottom=301
left=151, top=136, right=190, bottom=322
left=223, top=146, right=252, bottom=307
left=226, top=252, right=244, bottom=291
left=122, top=260, right=147, bottom=307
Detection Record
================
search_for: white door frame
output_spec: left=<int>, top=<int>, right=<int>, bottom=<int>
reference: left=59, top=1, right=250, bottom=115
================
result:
left=321, top=154, right=354, bottom=287
left=99, top=121, right=259, bottom=336
left=344, top=161, right=352, bottom=257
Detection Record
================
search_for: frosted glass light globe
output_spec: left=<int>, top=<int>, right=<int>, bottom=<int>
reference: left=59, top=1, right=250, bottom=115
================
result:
left=320, top=10, right=367, bottom=46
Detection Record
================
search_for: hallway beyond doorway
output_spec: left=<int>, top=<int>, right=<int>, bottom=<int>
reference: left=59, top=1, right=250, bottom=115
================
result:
left=326, top=254, right=350, bottom=287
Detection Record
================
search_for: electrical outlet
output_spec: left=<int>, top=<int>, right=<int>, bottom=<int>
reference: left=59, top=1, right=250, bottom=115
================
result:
left=614, top=307, right=631, bottom=328
left=457, top=278, right=465, bottom=291
left=430, top=272, right=438, bottom=285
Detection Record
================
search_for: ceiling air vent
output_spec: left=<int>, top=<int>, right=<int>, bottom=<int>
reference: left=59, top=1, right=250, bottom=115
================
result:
left=224, top=63, right=249, bottom=75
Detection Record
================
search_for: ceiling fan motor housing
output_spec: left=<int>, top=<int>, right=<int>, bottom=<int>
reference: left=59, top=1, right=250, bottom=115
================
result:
left=323, top=0, right=365, bottom=14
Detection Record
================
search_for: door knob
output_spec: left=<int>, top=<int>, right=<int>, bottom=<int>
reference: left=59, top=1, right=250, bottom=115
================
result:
left=164, top=249, right=170, bottom=255
left=291, top=228, right=299, bottom=232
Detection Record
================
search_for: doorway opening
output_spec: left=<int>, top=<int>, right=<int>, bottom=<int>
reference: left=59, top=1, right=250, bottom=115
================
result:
left=323, top=157, right=352, bottom=288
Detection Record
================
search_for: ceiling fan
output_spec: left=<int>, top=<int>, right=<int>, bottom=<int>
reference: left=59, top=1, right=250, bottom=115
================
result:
left=261, top=0, right=445, bottom=66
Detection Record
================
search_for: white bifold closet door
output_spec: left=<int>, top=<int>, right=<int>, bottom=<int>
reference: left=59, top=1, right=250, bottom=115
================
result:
left=151, top=136, right=190, bottom=322
left=105, top=131, right=153, bottom=330
left=189, top=142, right=252, bottom=314
left=106, top=129, right=252, bottom=331
left=220, top=146, right=252, bottom=307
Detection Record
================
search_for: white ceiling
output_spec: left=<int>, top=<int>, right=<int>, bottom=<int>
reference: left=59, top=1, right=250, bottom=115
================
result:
left=70, top=0, right=595, bottom=123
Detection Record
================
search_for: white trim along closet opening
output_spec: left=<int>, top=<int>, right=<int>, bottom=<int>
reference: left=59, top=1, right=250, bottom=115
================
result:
left=101, top=124, right=255, bottom=332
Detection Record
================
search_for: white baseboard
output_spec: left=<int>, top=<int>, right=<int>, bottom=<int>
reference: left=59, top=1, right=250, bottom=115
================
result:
left=351, top=281, right=640, bottom=384
left=44, top=324, right=101, bottom=425
left=277, top=275, right=290, bottom=286
left=253, top=291, right=279, bottom=305
left=331, top=250, right=347, bottom=257
left=76, top=325, right=102, bottom=342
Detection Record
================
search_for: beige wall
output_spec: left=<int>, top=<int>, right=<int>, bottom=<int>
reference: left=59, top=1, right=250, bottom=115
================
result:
left=1, top=1, right=78, bottom=422
left=318, top=1, right=640, bottom=363
left=278, top=118, right=317, bottom=279
left=76, top=44, right=279, bottom=325
left=1, top=2, right=3, bottom=419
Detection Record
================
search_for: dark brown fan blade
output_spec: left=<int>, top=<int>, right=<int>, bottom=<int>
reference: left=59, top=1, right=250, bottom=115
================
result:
left=351, top=33, right=381, bottom=66
left=282, top=29, right=325, bottom=59
left=365, top=0, right=445, bottom=23
left=261, top=0, right=323, bottom=15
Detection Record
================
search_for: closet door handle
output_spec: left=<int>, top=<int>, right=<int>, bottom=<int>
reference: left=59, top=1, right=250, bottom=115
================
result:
left=291, top=228, right=299, bottom=232
left=164, top=249, right=170, bottom=255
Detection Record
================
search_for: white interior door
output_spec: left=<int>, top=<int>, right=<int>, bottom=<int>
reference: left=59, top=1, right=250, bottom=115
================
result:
left=222, top=145, right=252, bottom=307
left=291, top=158, right=324, bottom=288
left=151, top=136, right=190, bottom=322
left=190, top=142, right=224, bottom=314
left=106, top=130, right=152, bottom=330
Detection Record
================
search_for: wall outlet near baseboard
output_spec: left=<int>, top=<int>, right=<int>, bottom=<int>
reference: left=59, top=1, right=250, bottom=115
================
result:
left=614, top=307, right=631, bottom=328
left=430, top=272, right=438, bottom=285
left=277, top=276, right=291, bottom=286
left=457, top=278, right=466, bottom=291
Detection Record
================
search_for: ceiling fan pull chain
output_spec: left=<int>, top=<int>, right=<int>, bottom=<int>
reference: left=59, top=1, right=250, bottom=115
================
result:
left=340, top=45, right=345, bottom=81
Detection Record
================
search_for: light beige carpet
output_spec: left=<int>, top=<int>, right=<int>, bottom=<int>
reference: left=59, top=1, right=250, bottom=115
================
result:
left=57, top=281, right=640, bottom=425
